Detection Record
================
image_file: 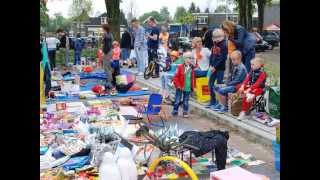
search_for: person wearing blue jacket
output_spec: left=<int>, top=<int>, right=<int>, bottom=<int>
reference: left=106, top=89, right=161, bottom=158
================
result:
left=221, top=20, right=256, bottom=72
left=74, top=33, right=84, bottom=65
left=207, top=29, right=228, bottom=109
left=214, top=50, right=247, bottom=113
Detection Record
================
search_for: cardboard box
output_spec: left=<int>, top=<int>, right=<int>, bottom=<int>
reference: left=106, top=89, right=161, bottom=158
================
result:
left=210, top=167, right=265, bottom=180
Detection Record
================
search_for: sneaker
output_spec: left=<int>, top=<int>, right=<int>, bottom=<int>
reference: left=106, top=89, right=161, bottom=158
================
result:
left=205, top=103, right=215, bottom=108
left=172, top=111, right=178, bottom=116
left=216, top=106, right=228, bottom=113
left=211, top=104, right=222, bottom=111
left=183, top=112, right=189, bottom=118
left=237, top=111, right=247, bottom=121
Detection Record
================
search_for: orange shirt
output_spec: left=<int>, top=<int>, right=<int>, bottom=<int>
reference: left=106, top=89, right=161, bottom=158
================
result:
left=112, top=47, right=121, bottom=60
left=228, top=40, right=236, bottom=55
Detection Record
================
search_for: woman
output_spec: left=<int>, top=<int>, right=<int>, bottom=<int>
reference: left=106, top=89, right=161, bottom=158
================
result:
left=159, top=26, right=169, bottom=51
left=221, top=20, right=256, bottom=72
left=101, top=24, right=115, bottom=89
left=191, top=37, right=211, bottom=77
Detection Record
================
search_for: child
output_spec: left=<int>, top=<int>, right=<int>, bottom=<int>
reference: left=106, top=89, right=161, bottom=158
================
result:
left=172, top=51, right=195, bottom=118
left=74, top=33, right=84, bottom=65
left=237, top=57, right=267, bottom=121
left=111, top=41, right=121, bottom=86
left=160, top=51, right=183, bottom=102
left=207, top=28, right=228, bottom=109
left=213, top=50, right=247, bottom=113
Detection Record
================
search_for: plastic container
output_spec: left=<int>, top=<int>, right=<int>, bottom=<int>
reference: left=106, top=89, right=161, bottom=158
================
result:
left=195, top=77, right=210, bottom=103
left=272, top=140, right=280, bottom=172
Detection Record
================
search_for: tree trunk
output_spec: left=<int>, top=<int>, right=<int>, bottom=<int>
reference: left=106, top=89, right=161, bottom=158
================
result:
left=239, top=0, right=247, bottom=28
left=247, top=0, right=253, bottom=30
left=105, top=0, right=120, bottom=42
left=257, top=0, right=266, bottom=32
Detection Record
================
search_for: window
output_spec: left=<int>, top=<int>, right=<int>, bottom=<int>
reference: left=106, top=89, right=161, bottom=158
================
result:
left=197, top=16, right=208, bottom=24
left=101, top=17, right=107, bottom=24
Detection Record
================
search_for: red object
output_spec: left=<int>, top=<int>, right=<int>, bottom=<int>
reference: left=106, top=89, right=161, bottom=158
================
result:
left=92, top=85, right=104, bottom=94
left=56, top=103, right=66, bottom=111
left=128, top=84, right=141, bottom=91
left=173, top=64, right=195, bottom=90
left=82, top=66, right=93, bottom=73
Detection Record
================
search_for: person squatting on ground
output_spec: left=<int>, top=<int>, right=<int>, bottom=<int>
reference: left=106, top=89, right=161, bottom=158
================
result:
left=101, top=24, right=115, bottom=90
left=147, top=17, right=160, bottom=78
left=172, top=51, right=196, bottom=118
left=213, top=50, right=247, bottom=113
left=131, top=18, right=148, bottom=76
left=160, top=51, right=183, bottom=102
left=207, top=29, right=228, bottom=109
left=191, top=37, right=211, bottom=77
left=111, top=41, right=121, bottom=86
left=221, top=20, right=256, bottom=72
left=237, top=57, right=267, bottom=121
left=74, top=33, right=84, bottom=65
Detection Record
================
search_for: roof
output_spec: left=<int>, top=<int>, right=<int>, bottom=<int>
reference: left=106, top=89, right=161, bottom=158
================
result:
left=84, top=12, right=108, bottom=26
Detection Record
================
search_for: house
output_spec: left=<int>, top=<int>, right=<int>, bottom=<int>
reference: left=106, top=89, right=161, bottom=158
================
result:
left=192, top=12, right=239, bottom=30
left=70, top=13, right=108, bottom=37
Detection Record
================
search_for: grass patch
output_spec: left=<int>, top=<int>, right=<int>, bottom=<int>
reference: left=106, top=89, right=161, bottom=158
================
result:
left=264, top=61, right=280, bottom=86
left=56, top=48, right=99, bottom=65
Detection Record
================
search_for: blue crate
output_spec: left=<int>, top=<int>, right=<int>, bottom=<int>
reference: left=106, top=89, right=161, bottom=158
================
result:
left=272, top=140, right=280, bottom=172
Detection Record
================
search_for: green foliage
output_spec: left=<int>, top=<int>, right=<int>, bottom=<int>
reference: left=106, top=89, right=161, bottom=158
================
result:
left=120, top=10, right=128, bottom=26
left=56, top=48, right=99, bottom=65
left=214, top=5, right=232, bottom=13
left=69, top=0, right=93, bottom=22
left=45, top=13, right=72, bottom=33
left=159, top=6, right=171, bottom=21
left=174, top=6, right=187, bottom=22
left=40, top=1, right=49, bottom=28
left=139, top=11, right=164, bottom=23
left=105, top=0, right=121, bottom=41
left=177, top=11, right=194, bottom=25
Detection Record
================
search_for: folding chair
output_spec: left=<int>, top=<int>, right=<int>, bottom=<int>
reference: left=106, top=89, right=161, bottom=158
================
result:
left=137, top=93, right=168, bottom=127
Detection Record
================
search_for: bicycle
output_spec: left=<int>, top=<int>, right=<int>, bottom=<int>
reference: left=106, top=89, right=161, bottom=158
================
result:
left=144, top=50, right=167, bottom=80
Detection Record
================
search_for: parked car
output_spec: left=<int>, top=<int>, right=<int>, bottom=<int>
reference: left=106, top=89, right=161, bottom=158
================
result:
left=262, top=32, right=280, bottom=47
left=177, top=37, right=192, bottom=50
left=255, top=40, right=273, bottom=52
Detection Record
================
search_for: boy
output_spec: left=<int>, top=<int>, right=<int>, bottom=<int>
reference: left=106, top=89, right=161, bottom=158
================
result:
left=111, top=41, right=121, bottom=86
left=213, top=50, right=247, bottom=113
left=207, top=29, right=228, bottom=109
left=160, top=51, right=183, bottom=102
left=172, top=51, right=195, bottom=118
left=237, top=57, right=267, bottom=121
left=74, top=33, right=84, bottom=65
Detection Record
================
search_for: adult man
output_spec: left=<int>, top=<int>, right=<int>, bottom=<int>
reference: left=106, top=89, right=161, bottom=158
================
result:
left=46, top=34, right=60, bottom=70
left=56, top=29, right=70, bottom=66
left=147, top=17, right=160, bottom=78
left=131, top=18, right=148, bottom=76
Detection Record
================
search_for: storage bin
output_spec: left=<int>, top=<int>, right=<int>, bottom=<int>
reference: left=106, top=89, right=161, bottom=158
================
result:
left=195, top=77, right=210, bottom=103
left=272, top=140, right=280, bottom=172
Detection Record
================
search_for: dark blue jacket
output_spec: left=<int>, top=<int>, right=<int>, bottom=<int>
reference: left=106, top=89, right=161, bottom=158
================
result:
left=226, top=63, right=247, bottom=88
left=233, top=25, right=256, bottom=54
left=74, top=38, right=84, bottom=52
left=209, top=39, right=228, bottom=71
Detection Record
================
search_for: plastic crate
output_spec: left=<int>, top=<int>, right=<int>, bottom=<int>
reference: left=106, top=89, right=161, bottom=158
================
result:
left=195, top=77, right=210, bottom=103
left=272, top=140, right=280, bottom=172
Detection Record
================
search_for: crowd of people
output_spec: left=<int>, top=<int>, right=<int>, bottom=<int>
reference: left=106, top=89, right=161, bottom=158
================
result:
left=41, top=16, right=266, bottom=121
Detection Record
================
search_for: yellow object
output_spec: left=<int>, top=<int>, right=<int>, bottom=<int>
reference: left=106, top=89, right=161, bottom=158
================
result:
left=147, top=156, right=198, bottom=180
left=195, top=77, right=210, bottom=103
left=40, top=64, right=45, bottom=106
left=276, top=125, right=280, bottom=144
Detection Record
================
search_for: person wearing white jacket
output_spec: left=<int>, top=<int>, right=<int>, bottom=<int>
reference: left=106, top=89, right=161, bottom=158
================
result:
left=46, top=36, right=60, bottom=70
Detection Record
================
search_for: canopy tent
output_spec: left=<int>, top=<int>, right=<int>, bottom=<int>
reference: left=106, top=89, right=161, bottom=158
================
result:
left=264, top=24, right=280, bottom=31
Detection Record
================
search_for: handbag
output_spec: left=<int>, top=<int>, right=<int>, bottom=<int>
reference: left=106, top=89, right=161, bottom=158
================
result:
left=228, top=93, right=243, bottom=116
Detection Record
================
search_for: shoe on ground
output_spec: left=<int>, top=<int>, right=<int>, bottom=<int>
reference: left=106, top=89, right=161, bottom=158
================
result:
left=211, top=104, right=222, bottom=111
left=205, top=103, right=216, bottom=108
left=237, top=111, right=247, bottom=121
left=216, top=106, right=228, bottom=113
left=183, top=112, right=189, bottom=118
left=172, top=111, right=178, bottom=116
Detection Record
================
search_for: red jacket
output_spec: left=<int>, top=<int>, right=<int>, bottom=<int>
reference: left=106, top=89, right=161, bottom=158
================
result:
left=173, top=64, right=195, bottom=91
left=242, top=69, right=266, bottom=95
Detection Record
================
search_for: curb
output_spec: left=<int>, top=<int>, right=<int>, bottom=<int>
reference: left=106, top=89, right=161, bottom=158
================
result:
left=135, top=76, right=275, bottom=147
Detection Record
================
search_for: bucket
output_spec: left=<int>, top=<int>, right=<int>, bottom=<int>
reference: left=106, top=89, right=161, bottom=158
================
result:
left=195, top=77, right=210, bottom=103
left=272, top=140, right=280, bottom=172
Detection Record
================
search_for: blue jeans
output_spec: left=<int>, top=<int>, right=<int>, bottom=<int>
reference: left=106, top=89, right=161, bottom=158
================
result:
left=161, top=73, right=174, bottom=89
left=173, top=89, right=191, bottom=113
left=216, top=85, right=237, bottom=96
left=209, top=70, right=225, bottom=105
left=121, top=48, right=130, bottom=60
left=135, top=47, right=148, bottom=73
left=74, top=51, right=81, bottom=65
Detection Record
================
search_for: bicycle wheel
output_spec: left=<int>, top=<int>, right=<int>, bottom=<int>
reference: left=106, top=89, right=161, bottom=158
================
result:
left=144, top=62, right=155, bottom=80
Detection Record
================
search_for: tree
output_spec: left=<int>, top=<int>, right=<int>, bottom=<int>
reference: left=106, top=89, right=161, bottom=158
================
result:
left=205, top=7, right=210, bottom=13
left=188, top=2, right=196, bottom=13
left=233, top=0, right=255, bottom=29
left=214, top=5, right=232, bottom=13
left=256, top=0, right=272, bottom=32
left=45, top=14, right=72, bottom=33
left=105, top=0, right=121, bottom=41
left=139, top=11, right=163, bottom=23
left=120, top=10, right=128, bottom=26
left=174, top=6, right=187, bottom=22
left=69, top=0, right=93, bottom=33
left=160, top=6, right=171, bottom=22
left=196, top=6, right=201, bottom=13
left=40, top=0, right=49, bottom=29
